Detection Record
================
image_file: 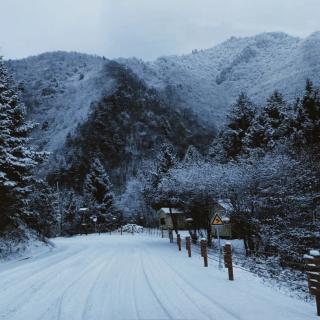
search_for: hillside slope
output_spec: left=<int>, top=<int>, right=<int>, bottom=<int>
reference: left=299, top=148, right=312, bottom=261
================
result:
left=7, top=32, right=320, bottom=151
left=120, top=32, right=320, bottom=126
left=54, top=61, right=214, bottom=190
left=7, top=52, right=115, bottom=151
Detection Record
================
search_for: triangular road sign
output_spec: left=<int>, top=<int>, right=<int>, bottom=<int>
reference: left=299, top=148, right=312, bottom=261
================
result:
left=211, top=214, right=224, bottom=226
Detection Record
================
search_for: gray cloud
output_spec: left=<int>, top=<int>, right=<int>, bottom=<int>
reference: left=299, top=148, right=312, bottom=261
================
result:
left=1, top=0, right=320, bottom=60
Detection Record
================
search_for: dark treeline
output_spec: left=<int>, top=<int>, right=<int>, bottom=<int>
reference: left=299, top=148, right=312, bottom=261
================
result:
left=0, top=58, right=48, bottom=242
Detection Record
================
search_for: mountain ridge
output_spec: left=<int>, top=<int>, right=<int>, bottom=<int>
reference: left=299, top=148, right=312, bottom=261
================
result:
left=6, top=31, right=320, bottom=152
left=120, top=31, right=320, bottom=125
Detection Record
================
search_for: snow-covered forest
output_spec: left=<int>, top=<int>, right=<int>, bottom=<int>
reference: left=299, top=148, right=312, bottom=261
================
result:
left=2, top=51, right=320, bottom=261
left=3, top=0, right=320, bottom=316
left=144, top=85, right=320, bottom=267
left=1, top=32, right=320, bottom=306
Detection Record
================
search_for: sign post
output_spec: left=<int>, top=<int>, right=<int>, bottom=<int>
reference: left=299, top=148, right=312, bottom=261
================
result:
left=211, top=214, right=224, bottom=269
left=91, top=215, right=97, bottom=233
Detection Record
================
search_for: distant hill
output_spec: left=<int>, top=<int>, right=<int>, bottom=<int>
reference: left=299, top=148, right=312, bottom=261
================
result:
left=7, top=52, right=113, bottom=151
left=55, top=61, right=214, bottom=190
left=6, top=32, right=320, bottom=153
left=120, top=32, right=320, bottom=126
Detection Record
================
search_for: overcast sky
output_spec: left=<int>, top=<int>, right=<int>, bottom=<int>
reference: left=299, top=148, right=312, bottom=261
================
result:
left=1, top=0, right=320, bottom=60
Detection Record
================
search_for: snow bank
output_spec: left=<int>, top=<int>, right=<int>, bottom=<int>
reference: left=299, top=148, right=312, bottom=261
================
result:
left=0, top=227, right=54, bottom=263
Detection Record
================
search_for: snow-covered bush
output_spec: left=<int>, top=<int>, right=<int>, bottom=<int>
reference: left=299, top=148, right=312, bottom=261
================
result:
left=120, top=224, right=143, bottom=233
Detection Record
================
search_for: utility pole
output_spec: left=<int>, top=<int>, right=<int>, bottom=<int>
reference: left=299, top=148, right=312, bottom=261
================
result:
left=211, top=213, right=224, bottom=270
left=216, top=226, right=222, bottom=269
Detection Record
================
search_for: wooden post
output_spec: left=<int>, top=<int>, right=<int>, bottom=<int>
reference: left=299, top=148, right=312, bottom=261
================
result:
left=177, top=234, right=182, bottom=251
left=201, top=239, right=208, bottom=267
left=304, top=250, right=320, bottom=316
left=200, top=239, right=204, bottom=257
left=224, top=243, right=234, bottom=281
left=186, top=236, right=191, bottom=257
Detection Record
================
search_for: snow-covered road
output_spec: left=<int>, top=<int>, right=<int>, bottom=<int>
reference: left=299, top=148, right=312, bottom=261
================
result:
left=0, top=234, right=317, bottom=320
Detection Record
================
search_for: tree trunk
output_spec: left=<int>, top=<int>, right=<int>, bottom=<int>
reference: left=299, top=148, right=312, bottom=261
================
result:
left=169, top=207, right=178, bottom=235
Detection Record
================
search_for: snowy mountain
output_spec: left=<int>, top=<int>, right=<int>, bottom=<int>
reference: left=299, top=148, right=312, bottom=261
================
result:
left=120, top=32, right=320, bottom=126
left=6, top=32, right=320, bottom=152
left=52, top=61, right=214, bottom=191
left=7, top=52, right=115, bottom=151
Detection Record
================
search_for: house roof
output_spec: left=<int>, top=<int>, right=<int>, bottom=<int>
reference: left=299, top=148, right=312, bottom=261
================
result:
left=158, top=208, right=184, bottom=214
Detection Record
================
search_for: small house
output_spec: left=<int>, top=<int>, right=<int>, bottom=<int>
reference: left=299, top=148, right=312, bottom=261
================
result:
left=158, top=208, right=187, bottom=230
left=211, top=199, right=233, bottom=238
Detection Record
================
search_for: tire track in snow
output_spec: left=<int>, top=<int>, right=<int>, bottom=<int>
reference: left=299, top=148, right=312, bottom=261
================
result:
left=106, top=256, right=130, bottom=319
left=55, top=254, right=110, bottom=320
left=29, top=250, right=109, bottom=320
left=30, top=250, right=112, bottom=320
left=80, top=250, right=119, bottom=320
left=107, top=247, right=142, bottom=320
left=0, top=247, right=83, bottom=291
left=0, top=251, right=92, bottom=320
left=140, top=251, right=174, bottom=320
left=129, top=248, right=143, bottom=320
left=155, top=248, right=244, bottom=320
left=145, top=247, right=213, bottom=320
left=1, top=235, right=316, bottom=320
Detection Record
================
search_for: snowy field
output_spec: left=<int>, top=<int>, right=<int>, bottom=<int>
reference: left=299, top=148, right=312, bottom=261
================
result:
left=0, top=234, right=317, bottom=320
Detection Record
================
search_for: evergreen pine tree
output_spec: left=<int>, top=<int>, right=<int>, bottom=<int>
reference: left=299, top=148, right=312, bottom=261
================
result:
left=243, top=115, right=267, bottom=151
left=152, top=144, right=176, bottom=188
left=303, top=79, right=317, bottom=119
left=157, top=144, right=176, bottom=175
left=264, top=91, right=286, bottom=129
left=83, top=158, right=114, bottom=216
left=293, top=79, right=320, bottom=145
left=28, top=180, right=58, bottom=237
left=61, top=189, right=81, bottom=235
left=229, top=92, right=256, bottom=126
left=0, top=59, right=46, bottom=232
left=183, top=145, right=203, bottom=164
left=244, top=91, right=288, bottom=152
left=209, top=133, right=229, bottom=163
left=213, top=93, right=256, bottom=160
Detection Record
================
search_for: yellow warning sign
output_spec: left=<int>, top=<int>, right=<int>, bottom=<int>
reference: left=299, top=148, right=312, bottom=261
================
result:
left=211, top=214, right=224, bottom=226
